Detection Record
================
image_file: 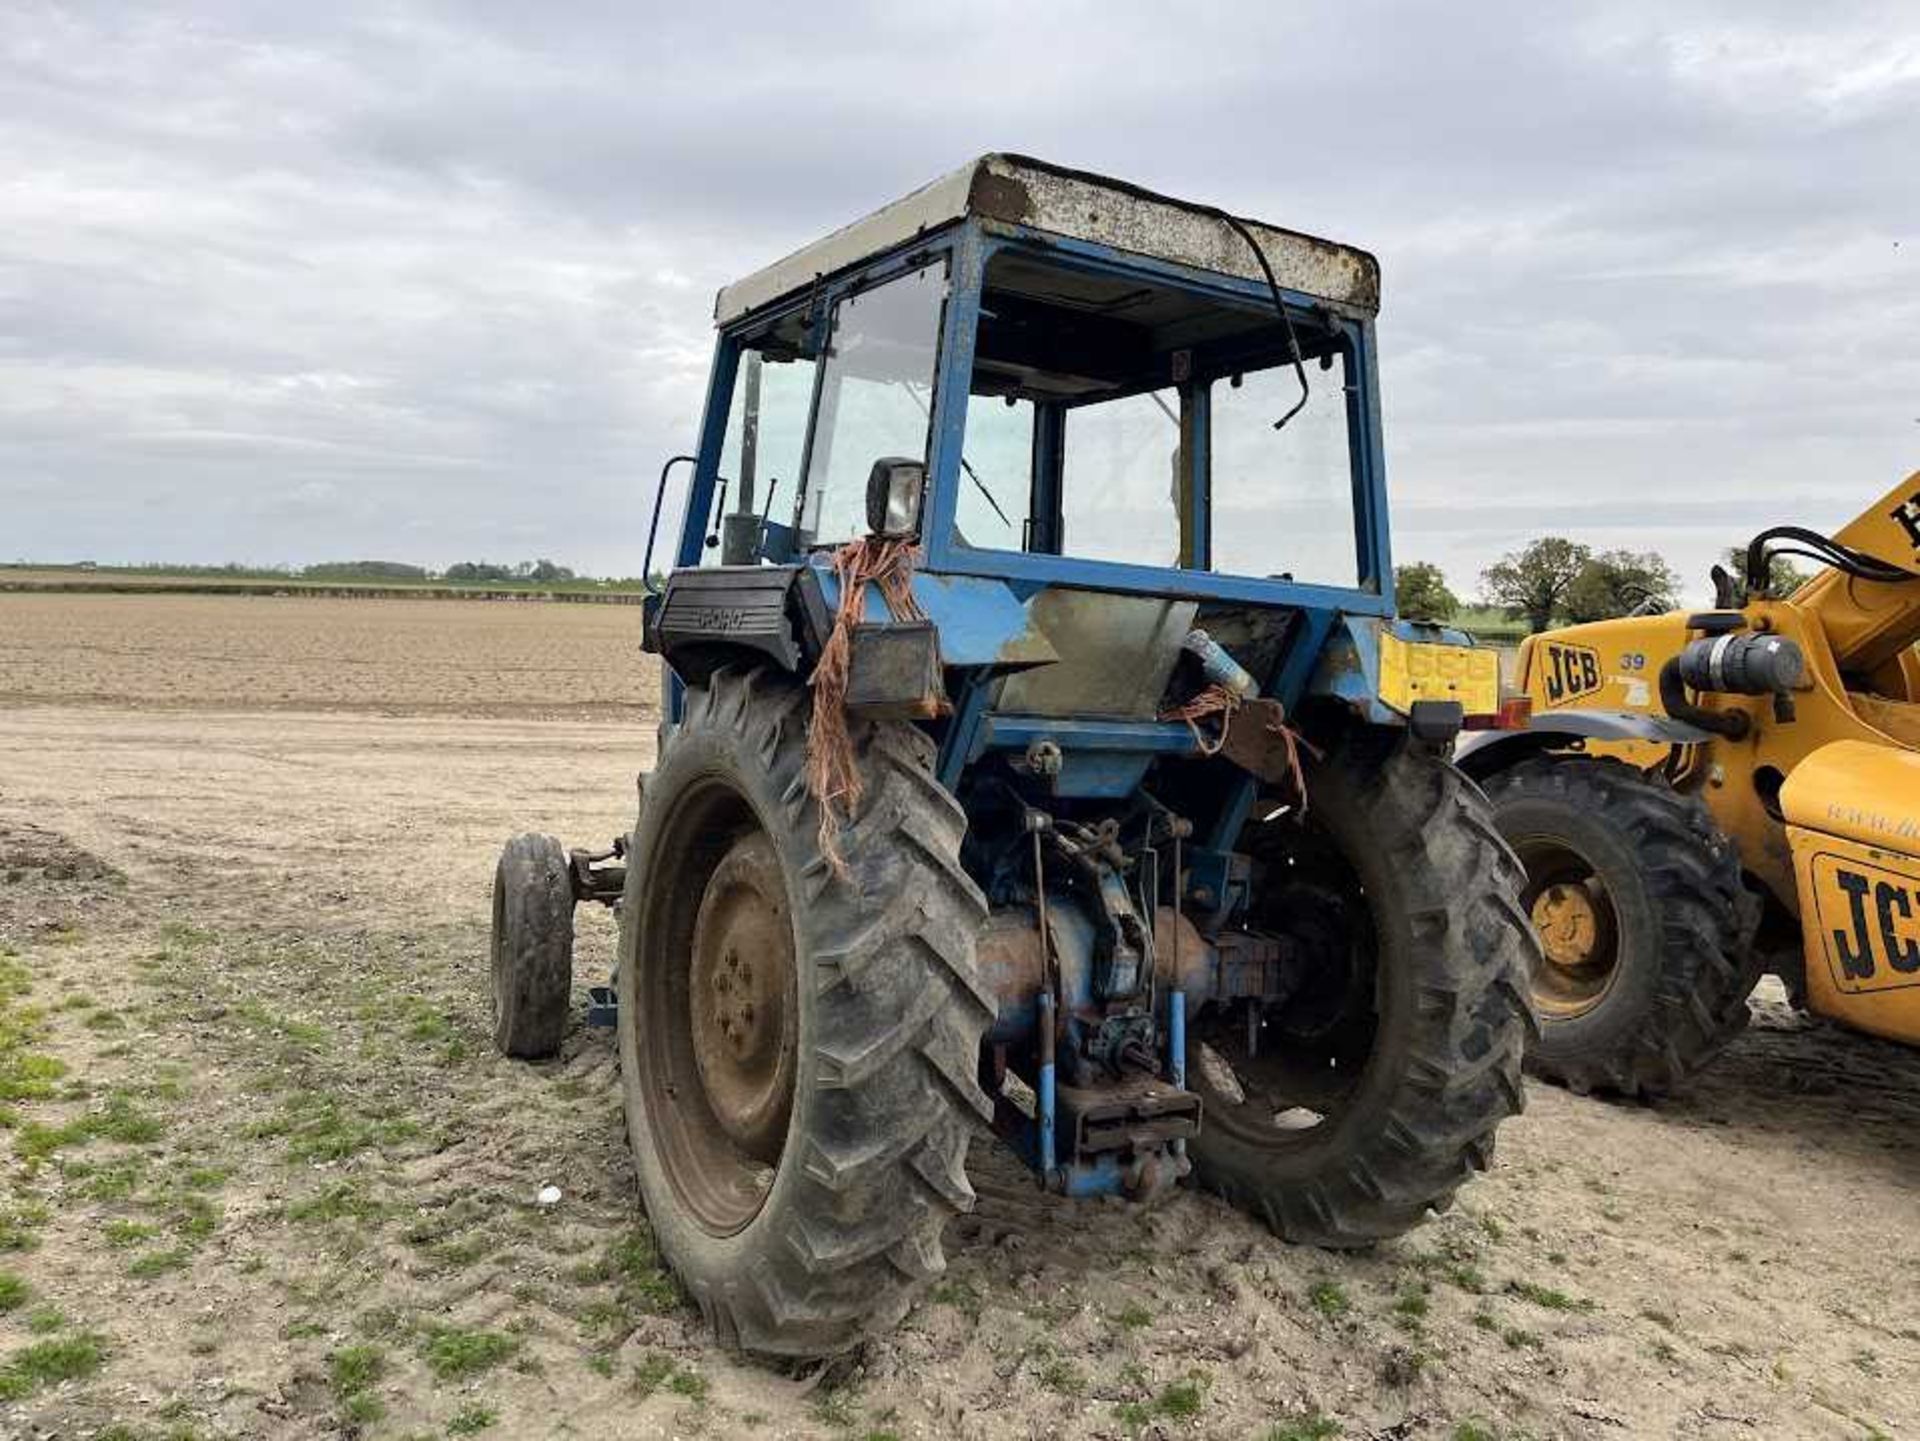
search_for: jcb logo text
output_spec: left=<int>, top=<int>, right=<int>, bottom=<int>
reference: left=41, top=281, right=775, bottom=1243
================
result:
left=1541, top=642, right=1602, bottom=705
left=1816, top=854, right=1920, bottom=991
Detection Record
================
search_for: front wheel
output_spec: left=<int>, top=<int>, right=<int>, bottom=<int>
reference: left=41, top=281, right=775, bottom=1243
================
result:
left=618, top=667, right=994, bottom=1356
left=1481, top=754, right=1760, bottom=1097
left=490, top=833, right=574, bottom=1059
left=1189, top=734, right=1536, bottom=1245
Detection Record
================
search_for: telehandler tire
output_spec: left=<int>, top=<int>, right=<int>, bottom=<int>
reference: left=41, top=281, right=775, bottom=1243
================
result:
left=617, top=665, right=994, bottom=1357
left=1189, top=736, right=1536, bottom=1247
left=489, top=832, right=574, bottom=1059
left=1481, top=754, right=1760, bottom=1097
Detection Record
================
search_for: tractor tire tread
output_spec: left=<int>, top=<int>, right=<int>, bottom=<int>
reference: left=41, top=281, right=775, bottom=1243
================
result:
left=625, top=666, right=990, bottom=1357
left=1481, top=753, right=1760, bottom=1098
left=1192, top=742, right=1534, bottom=1248
left=490, top=832, right=574, bottom=1059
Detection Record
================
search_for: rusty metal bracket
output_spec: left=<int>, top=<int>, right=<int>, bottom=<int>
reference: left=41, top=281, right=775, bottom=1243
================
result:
left=568, top=838, right=627, bottom=909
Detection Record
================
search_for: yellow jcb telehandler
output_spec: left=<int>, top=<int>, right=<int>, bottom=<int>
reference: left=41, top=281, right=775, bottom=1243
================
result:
left=1457, top=471, right=1920, bottom=1094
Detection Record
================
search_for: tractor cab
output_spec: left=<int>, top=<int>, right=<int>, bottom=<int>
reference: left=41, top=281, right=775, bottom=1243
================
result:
left=648, top=155, right=1497, bottom=801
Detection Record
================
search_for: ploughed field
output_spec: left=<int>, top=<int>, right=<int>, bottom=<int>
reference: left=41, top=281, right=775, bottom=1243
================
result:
left=0, top=591, right=1915, bottom=1439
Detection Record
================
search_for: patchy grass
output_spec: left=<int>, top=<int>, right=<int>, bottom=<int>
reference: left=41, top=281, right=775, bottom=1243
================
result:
left=1156, top=1374, right=1207, bottom=1418
left=327, top=1341, right=388, bottom=1425
left=329, top=1343, right=386, bottom=1395
left=287, top=1180, right=384, bottom=1224
left=0, top=1206, right=44, bottom=1253
left=421, top=1325, right=518, bottom=1380
left=633, top=1351, right=675, bottom=1397
left=16, top=1092, right=166, bottom=1165
left=127, top=1246, right=191, bottom=1279
left=244, top=1091, right=419, bottom=1164
left=0, top=1271, right=27, bottom=1312
left=1035, top=1351, right=1084, bottom=1395
left=1394, top=1286, right=1431, bottom=1325
left=1506, top=1279, right=1593, bottom=1313
left=449, top=1403, right=500, bottom=1433
left=929, top=1276, right=984, bottom=1320
left=666, top=1367, right=710, bottom=1401
left=1308, top=1280, right=1350, bottom=1319
left=1115, top=1301, right=1152, bottom=1330
left=25, top=1306, right=64, bottom=1334
left=0, top=1331, right=107, bottom=1400
left=606, top=1226, right=679, bottom=1313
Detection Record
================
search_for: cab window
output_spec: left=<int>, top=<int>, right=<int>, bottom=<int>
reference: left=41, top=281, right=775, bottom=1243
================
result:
left=796, top=261, right=948, bottom=548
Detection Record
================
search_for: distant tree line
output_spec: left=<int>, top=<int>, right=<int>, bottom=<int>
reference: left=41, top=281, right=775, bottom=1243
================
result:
left=442, top=558, right=576, bottom=584
left=303, top=560, right=429, bottom=581
left=1395, top=540, right=1809, bottom=633
left=48, top=557, right=645, bottom=587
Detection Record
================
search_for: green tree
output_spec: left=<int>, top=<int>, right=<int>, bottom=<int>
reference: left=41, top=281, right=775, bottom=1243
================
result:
left=1563, top=548, right=1680, bottom=623
left=1723, top=546, right=1808, bottom=599
left=1480, top=537, right=1591, bottom=634
left=1395, top=561, right=1460, bottom=622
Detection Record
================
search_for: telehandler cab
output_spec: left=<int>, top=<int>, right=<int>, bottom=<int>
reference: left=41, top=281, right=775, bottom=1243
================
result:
left=490, top=155, right=1536, bottom=1356
left=1461, top=472, right=1920, bottom=1096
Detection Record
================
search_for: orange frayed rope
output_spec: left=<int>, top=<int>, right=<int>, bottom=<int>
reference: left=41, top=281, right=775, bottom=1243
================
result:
left=804, top=536, right=929, bottom=876
left=1159, top=684, right=1318, bottom=816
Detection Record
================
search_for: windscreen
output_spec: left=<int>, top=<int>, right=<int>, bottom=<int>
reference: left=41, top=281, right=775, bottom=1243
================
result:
left=954, top=248, right=1363, bottom=585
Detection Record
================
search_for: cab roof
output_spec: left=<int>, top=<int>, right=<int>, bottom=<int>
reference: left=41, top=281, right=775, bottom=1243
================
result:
left=713, top=153, right=1381, bottom=327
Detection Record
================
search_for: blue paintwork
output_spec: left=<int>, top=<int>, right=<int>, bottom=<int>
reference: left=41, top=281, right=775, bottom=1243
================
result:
left=1059, top=1155, right=1127, bottom=1198
left=1037, top=991, right=1058, bottom=1185
left=975, top=716, right=1200, bottom=756
left=1168, top=991, right=1186, bottom=1089
left=815, top=566, right=1048, bottom=669
left=641, top=200, right=1421, bottom=1203
left=973, top=715, right=1198, bottom=799
left=938, top=671, right=995, bottom=792
left=1309, top=613, right=1402, bottom=724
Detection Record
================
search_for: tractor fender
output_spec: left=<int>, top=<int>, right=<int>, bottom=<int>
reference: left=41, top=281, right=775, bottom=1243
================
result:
left=1454, top=708, right=1715, bottom=781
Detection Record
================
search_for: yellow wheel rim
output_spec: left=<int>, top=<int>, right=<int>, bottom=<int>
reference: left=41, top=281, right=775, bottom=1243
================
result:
left=1512, top=841, right=1621, bottom=1021
left=1532, top=883, right=1601, bottom=969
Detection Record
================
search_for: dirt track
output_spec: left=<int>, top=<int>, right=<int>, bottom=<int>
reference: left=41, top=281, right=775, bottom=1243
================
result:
left=1, top=596, right=1918, bottom=1439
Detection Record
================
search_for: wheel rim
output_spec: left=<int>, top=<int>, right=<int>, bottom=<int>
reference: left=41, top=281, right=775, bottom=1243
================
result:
left=636, top=781, right=800, bottom=1237
left=688, top=834, right=796, bottom=1165
left=1191, top=876, right=1380, bottom=1152
left=1513, top=837, right=1620, bottom=1019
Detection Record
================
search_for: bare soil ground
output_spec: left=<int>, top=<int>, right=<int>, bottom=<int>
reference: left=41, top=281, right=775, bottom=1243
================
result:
left=1, top=596, right=1917, bottom=1440
left=0, top=594, right=647, bottom=718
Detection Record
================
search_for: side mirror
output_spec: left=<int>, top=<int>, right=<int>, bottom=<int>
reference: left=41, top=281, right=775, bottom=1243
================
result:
left=865, top=458, right=926, bottom=540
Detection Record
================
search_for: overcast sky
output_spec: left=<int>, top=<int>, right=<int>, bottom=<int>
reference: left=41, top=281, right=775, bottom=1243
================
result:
left=4, top=2, right=1917, bottom=600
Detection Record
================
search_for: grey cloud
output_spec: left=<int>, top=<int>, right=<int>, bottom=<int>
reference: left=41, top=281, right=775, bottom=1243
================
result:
left=2, top=1, right=1916, bottom=593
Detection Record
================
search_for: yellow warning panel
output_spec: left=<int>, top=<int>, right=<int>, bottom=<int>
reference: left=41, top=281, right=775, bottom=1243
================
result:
left=1787, top=826, right=1920, bottom=1043
left=1378, top=631, right=1500, bottom=717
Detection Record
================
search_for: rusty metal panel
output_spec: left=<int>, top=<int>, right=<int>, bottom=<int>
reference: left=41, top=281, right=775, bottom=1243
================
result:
left=995, top=591, right=1198, bottom=718
left=715, top=154, right=1381, bottom=326
left=970, top=156, right=1380, bottom=314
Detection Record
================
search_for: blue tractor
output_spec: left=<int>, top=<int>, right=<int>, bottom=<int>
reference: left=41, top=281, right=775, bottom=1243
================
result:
left=490, top=156, right=1537, bottom=1357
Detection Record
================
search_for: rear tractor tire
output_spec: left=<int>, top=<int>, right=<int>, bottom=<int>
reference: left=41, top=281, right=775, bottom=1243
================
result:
left=1480, top=754, right=1761, bottom=1097
left=1189, top=736, right=1537, bottom=1246
left=490, top=832, right=575, bottom=1060
left=618, top=666, right=995, bottom=1356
